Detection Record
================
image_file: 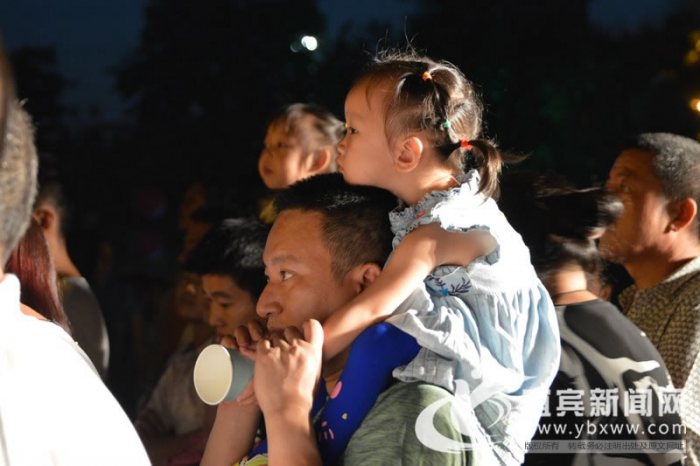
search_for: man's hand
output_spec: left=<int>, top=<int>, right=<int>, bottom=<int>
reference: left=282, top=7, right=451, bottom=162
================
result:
left=254, top=320, right=324, bottom=418
left=219, top=320, right=267, bottom=406
left=221, top=320, right=267, bottom=354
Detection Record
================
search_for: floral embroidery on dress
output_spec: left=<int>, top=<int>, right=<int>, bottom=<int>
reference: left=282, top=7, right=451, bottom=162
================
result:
left=427, top=267, right=475, bottom=297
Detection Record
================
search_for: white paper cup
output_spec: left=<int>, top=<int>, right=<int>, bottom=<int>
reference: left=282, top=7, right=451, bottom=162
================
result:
left=193, top=344, right=254, bottom=405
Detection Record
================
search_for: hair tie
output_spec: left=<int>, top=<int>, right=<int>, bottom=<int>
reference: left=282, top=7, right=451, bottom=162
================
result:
left=460, top=139, right=473, bottom=151
left=441, top=120, right=451, bottom=130
left=422, top=71, right=433, bottom=81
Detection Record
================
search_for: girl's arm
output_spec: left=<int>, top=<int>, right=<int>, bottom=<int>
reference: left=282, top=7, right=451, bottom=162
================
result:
left=322, top=223, right=495, bottom=360
left=201, top=321, right=269, bottom=466
left=200, top=400, right=261, bottom=466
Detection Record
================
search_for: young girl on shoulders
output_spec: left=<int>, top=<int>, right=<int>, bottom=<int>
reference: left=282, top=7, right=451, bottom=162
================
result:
left=321, top=50, right=561, bottom=466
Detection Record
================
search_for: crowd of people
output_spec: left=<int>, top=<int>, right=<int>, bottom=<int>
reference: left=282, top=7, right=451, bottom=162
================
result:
left=0, top=39, right=698, bottom=466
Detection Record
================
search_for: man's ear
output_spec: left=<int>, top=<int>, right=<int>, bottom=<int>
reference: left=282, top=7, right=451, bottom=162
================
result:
left=668, top=197, right=697, bottom=233
left=393, top=136, right=424, bottom=173
left=32, top=205, right=57, bottom=232
left=347, top=262, right=382, bottom=294
left=305, top=148, right=332, bottom=175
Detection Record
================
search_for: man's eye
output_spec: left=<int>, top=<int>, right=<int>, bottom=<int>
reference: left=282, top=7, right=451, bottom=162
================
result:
left=280, top=270, right=293, bottom=281
left=606, top=181, right=624, bottom=195
left=610, top=183, right=629, bottom=195
left=344, top=123, right=358, bottom=135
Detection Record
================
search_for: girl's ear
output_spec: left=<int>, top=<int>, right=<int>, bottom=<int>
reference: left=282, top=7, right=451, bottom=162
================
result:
left=393, top=136, right=424, bottom=173
left=305, top=148, right=332, bottom=175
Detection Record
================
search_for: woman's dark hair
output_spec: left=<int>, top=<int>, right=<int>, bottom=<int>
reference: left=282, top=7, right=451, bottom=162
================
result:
left=498, top=171, right=623, bottom=285
left=5, top=218, right=69, bottom=332
left=356, top=49, right=522, bottom=198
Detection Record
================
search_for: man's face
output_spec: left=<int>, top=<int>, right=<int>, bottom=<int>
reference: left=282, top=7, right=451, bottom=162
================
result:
left=256, top=209, right=360, bottom=331
left=202, top=274, right=258, bottom=338
left=173, top=271, right=208, bottom=321
left=599, top=149, right=673, bottom=264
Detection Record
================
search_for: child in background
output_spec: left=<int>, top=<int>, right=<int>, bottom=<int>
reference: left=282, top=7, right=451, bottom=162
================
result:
left=319, top=51, right=560, bottom=465
left=257, top=103, right=343, bottom=222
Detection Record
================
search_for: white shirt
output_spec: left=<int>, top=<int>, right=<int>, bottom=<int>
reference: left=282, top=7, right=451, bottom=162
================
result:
left=0, top=274, right=151, bottom=466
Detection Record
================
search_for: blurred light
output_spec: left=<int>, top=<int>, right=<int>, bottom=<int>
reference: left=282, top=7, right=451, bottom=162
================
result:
left=685, top=50, right=700, bottom=66
left=692, top=31, right=700, bottom=46
left=301, top=35, right=318, bottom=51
left=690, top=98, right=700, bottom=113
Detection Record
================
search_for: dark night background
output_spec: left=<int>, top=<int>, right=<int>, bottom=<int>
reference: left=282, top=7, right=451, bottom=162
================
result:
left=2, top=0, right=700, bottom=413
left=1, top=0, right=699, bottom=279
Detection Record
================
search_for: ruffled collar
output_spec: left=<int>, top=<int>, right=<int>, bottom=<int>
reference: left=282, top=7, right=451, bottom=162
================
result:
left=389, top=170, right=480, bottom=235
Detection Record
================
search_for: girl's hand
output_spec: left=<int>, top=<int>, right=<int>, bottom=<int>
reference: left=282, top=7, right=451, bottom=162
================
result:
left=234, top=379, right=257, bottom=406
left=254, top=320, right=323, bottom=417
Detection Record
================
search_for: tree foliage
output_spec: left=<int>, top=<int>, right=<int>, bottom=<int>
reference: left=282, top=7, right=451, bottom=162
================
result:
left=114, top=0, right=326, bottom=194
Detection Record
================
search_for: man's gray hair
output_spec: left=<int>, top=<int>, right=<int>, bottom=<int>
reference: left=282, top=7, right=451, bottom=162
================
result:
left=0, top=101, right=38, bottom=263
left=633, top=133, right=700, bottom=202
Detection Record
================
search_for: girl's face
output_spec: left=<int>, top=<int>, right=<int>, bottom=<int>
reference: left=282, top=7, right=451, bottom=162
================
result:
left=336, top=82, right=396, bottom=190
left=258, top=121, right=311, bottom=190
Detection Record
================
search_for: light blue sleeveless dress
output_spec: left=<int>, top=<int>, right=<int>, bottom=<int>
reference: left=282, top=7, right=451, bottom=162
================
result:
left=386, top=170, right=561, bottom=465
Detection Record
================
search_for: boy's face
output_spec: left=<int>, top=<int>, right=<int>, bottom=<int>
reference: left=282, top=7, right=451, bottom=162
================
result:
left=259, top=121, right=311, bottom=190
left=201, top=274, right=259, bottom=338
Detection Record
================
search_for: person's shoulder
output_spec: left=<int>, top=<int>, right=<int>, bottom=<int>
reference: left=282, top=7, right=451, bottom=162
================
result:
left=342, top=382, right=473, bottom=466
left=378, top=379, right=451, bottom=405
left=61, top=276, right=101, bottom=306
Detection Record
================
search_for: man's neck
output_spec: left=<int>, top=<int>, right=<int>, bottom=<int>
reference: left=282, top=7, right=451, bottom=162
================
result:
left=626, top=244, right=700, bottom=290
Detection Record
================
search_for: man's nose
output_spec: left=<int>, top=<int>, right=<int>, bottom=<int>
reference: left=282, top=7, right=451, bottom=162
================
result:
left=256, top=284, right=280, bottom=320
left=207, top=304, right=221, bottom=327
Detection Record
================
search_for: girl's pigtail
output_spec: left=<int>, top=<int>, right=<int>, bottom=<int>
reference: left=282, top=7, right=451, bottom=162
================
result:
left=464, top=139, right=503, bottom=198
left=466, top=139, right=503, bottom=198
left=469, top=139, right=528, bottom=199
left=440, top=137, right=526, bottom=199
